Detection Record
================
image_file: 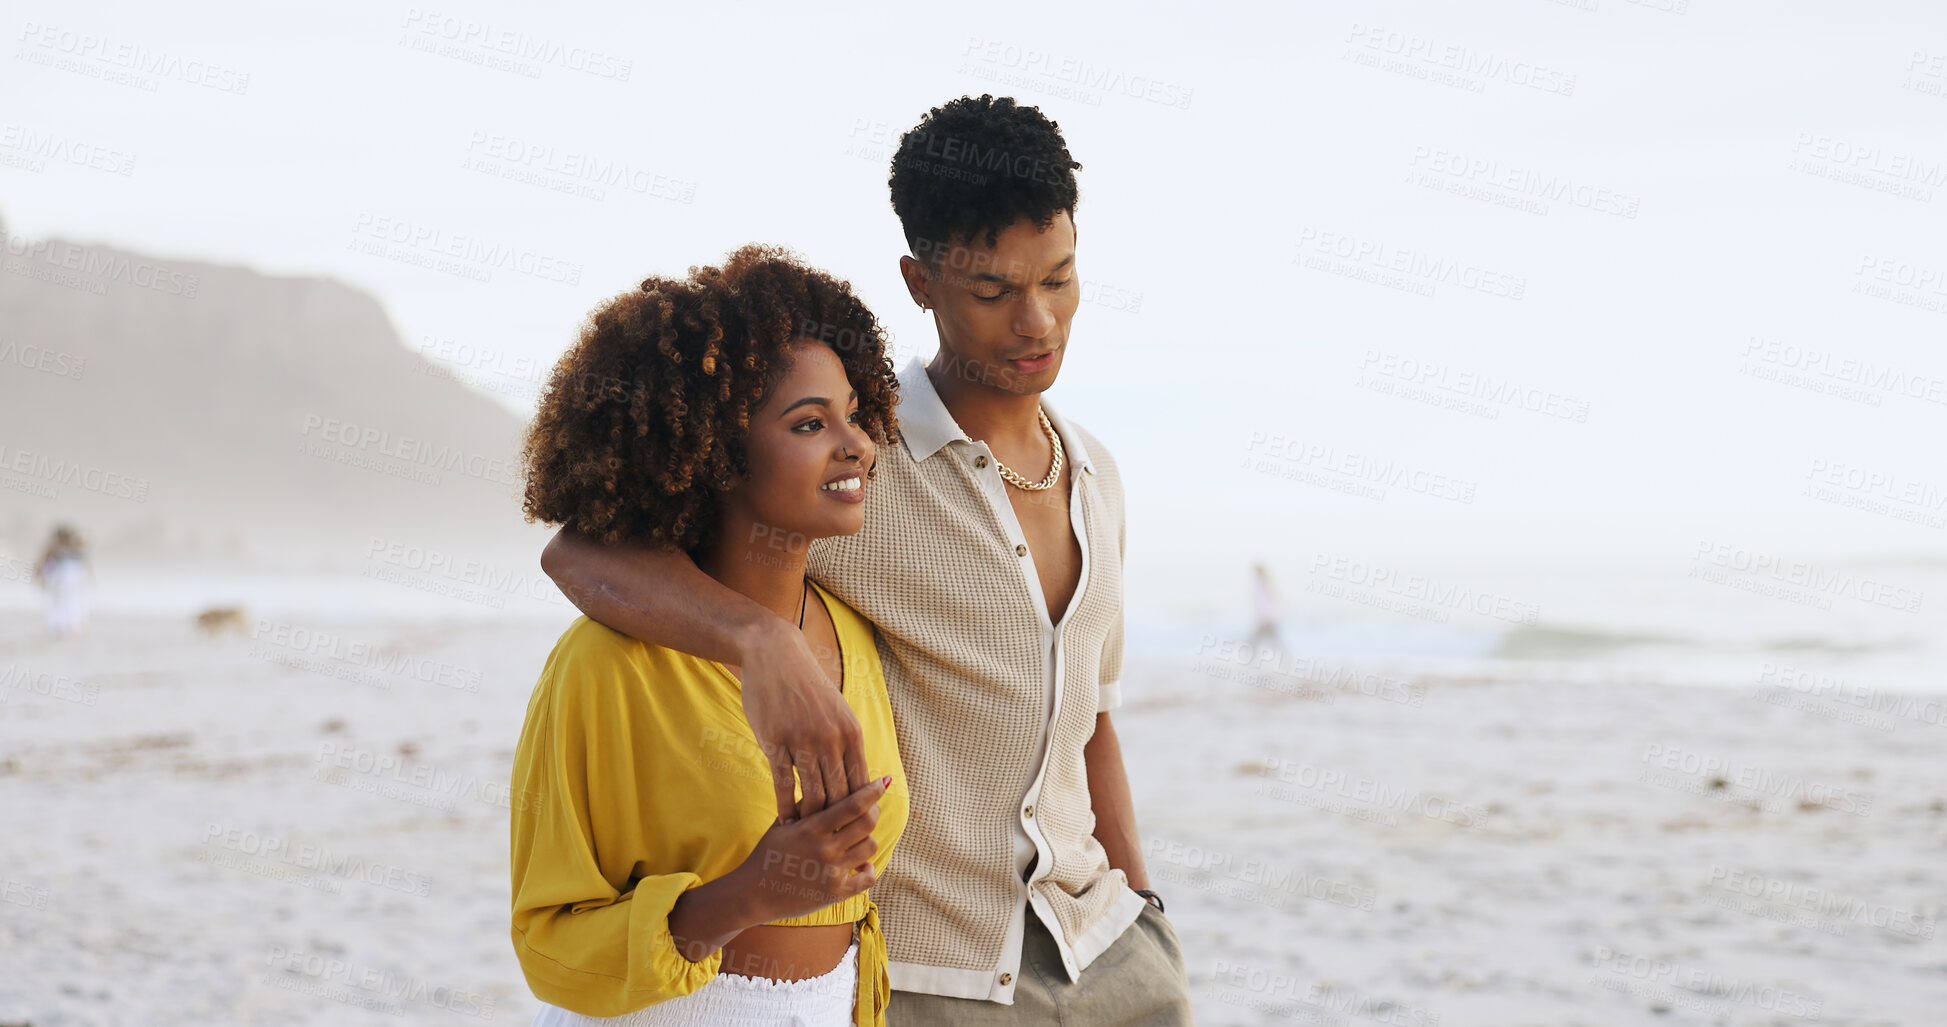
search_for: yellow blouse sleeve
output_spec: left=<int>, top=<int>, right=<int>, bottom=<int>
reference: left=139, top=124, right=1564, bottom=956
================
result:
left=508, top=626, right=724, bottom=1017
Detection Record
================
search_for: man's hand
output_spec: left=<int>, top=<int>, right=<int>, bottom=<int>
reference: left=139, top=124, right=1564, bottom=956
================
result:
left=739, top=617, right=874, bottom=822
left=538, top=529, right=873, bottom=821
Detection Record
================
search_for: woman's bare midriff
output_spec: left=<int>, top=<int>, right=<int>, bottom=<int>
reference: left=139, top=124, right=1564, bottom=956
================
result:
left=718, top=922, right=856, bottom=980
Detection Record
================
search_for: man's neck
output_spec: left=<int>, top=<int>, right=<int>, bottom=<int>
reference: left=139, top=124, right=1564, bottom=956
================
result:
left=925, top=355, right=1045, bottom=447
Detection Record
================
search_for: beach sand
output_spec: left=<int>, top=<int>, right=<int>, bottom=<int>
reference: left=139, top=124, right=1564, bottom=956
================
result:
left=0, top=608, right=1940, bottom=1026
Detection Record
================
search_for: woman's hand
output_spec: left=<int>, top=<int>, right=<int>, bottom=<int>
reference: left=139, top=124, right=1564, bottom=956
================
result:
left=734, top=775, right=889, bottom=922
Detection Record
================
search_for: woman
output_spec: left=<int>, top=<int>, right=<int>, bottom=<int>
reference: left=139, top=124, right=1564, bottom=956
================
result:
left=510, top=243, right=909, bottom=1027
left=35, top=524, right=90, bottom=638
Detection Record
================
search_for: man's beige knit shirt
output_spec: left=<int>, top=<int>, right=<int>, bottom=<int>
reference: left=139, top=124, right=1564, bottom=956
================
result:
left=806, top=354, right=1145, bottom=1006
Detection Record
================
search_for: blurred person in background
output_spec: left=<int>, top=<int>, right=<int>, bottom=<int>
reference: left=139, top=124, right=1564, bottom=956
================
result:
left=1249, top=561, right=1283, bottom=650
left=34, top=524, right=90, bottom=638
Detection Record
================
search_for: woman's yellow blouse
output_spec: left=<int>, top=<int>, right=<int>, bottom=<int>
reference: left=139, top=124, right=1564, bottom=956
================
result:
left=508, top=581, right=909, bottom=1026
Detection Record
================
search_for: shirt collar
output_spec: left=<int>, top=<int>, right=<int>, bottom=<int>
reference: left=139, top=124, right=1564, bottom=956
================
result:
left=895, top=354, right=1094, bottom=474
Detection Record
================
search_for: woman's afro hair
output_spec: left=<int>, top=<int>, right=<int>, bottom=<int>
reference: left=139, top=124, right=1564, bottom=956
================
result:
left=520, top=243, right=899, bottom=554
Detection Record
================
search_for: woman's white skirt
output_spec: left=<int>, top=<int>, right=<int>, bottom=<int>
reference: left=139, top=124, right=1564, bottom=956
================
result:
left=531, top=936, right=858, bottom=1027
left=41, top=557, right=88, bottom=636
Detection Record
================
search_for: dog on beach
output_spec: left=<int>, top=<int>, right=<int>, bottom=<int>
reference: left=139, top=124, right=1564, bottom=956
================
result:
left=195, top=606, right=250, bottom=637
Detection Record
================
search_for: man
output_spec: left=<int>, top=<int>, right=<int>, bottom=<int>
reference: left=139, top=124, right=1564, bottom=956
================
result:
left=540, top=94, right=1195, bottom=1025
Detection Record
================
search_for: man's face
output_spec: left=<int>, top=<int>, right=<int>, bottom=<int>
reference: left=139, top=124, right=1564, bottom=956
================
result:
left=918, top=210, right=1079, bottom=396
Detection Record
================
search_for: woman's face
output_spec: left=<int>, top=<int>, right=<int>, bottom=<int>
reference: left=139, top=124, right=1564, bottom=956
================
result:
left=724, top=339, right=876, bottom=547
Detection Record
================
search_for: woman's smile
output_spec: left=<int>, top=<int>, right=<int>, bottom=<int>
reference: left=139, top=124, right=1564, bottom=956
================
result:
left=820, top=472, right=865, bottom=503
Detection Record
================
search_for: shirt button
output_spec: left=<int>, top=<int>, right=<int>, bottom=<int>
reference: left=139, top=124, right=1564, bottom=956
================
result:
left=975, top=455, right=989, bottom=469
left=1083, top=464, right=1095, bottom=475
left=1024, top=804, right=1035, bottom=818
left=1015, top=544, right=1028, bottom=557
left=1000, top=972, right=1013, bottom=985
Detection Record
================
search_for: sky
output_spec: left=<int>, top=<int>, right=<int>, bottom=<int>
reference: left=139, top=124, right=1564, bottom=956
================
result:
left=6, top=0, right=1946, bottom=617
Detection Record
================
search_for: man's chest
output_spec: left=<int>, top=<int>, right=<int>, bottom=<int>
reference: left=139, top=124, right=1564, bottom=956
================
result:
left=1006, top=469, right=1084, bottom=626
left=807, top=449, right=1113, bottom=650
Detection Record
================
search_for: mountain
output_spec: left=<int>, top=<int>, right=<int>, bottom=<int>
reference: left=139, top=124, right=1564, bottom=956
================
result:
left=0, top=225, right=555, bottom=571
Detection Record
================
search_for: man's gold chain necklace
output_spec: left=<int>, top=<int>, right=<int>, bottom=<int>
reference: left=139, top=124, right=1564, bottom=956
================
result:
left=960, top=407, right=1064, bottom=491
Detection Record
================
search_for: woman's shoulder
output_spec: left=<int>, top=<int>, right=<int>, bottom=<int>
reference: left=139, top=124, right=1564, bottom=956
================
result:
left=808, top=581, right=878, bottom=645
left=808, top=582, right=891, bottom=711
left=547, top=615, right=645, bottom=666
left=539, top=616, right=725, bottom=702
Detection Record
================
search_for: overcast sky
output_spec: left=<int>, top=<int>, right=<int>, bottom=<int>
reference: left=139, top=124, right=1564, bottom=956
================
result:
left=7, top=0, right=1946, bottom=589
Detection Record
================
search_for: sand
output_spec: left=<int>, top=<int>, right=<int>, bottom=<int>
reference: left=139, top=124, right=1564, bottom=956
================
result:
left=0, top=602, right=1940, bottom=1026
